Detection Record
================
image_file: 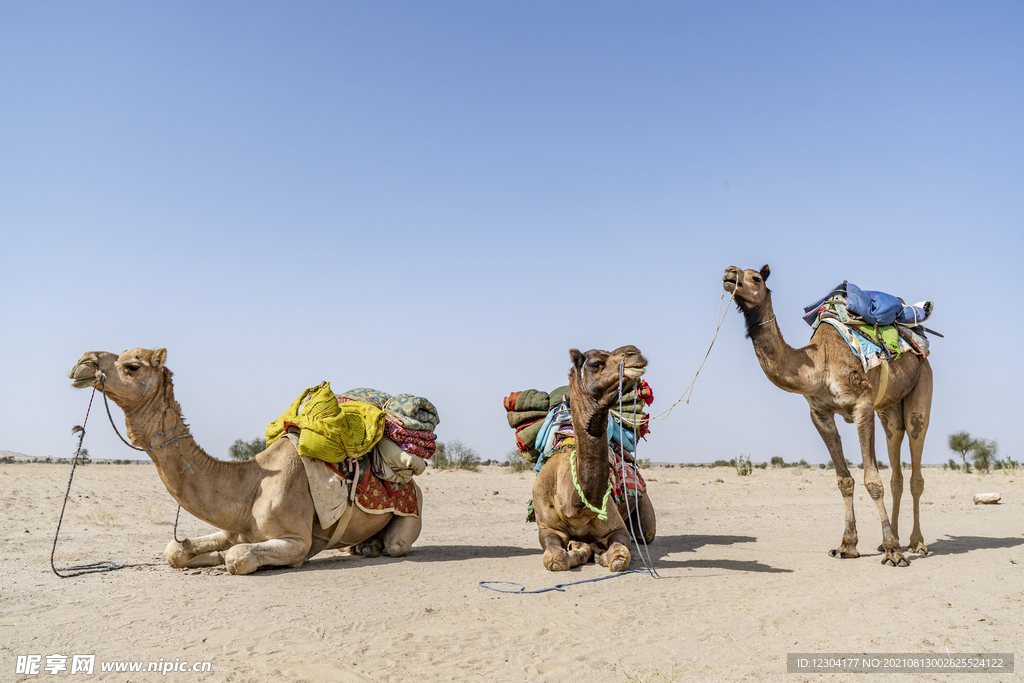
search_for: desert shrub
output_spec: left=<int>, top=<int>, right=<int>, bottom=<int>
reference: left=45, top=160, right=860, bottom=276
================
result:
left=995, top=456, right=1018, bottom=474
left=712, top=459, right=731, bottom=468
left=504, top=448, right=532, bottom=473
left=770, top=456, right=785, bottom=468
left=948, top=431, right=974, bottom=472
left=433, top=440, right=481, bottom=471
left=636, top=458, right=651, bottom=469
left=971, top=439, right=997, bottom=473
left=754, top=462, right=767, bottom=470
left=735, top=454, right=752, bottom=476
left=947, top=458, right=960, bottom=471
left=229, top=437, right=266, bottom=461
left=877, top=460, right=888, bottom=470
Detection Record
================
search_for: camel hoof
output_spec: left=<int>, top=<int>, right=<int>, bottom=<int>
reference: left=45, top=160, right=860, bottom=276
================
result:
left=609, top=555, right=630, bottom=573
left=543, top=549, right=570, bottom=572
left=883, top=558, right=895, bottom=566
left=897, top=558, right=909, bottom=567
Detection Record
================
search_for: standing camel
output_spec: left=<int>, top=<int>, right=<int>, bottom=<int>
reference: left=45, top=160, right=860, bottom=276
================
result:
left=532, top=345, right=657, bottom=572
left=723, top=265, right=932, bottom=567
left=69, top=348, right=423, bottom=575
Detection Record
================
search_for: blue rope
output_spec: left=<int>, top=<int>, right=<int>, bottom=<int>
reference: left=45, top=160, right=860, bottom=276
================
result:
left=479, top=569, right=647, bottom=594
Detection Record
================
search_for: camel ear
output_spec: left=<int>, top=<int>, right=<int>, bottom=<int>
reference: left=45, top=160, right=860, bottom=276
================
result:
left=152, top=348, right=167, bottom=369
left=569, top=349, right=585, bottom=369
left=760, top=264, right=770, bottom=282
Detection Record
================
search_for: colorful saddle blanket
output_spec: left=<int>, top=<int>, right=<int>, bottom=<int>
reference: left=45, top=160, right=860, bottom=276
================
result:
left=804, top=282, right=933, bottom=328
left=325, top=460, right=419, bottom=517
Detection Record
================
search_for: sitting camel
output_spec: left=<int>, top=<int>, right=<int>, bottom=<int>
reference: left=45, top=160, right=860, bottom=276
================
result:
left=69, top=348, right=422, bottom=575
left=723, top=265, right=932, bottom=567
left=532, top=345, right=656, bottom=572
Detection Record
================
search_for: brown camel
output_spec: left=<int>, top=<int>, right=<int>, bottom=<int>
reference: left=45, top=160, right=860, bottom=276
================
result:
left=723, top=265, right=932, bottom=567
left=532, top=345, right=657, bottom=572
left=69, top=348, right=423, bottom=575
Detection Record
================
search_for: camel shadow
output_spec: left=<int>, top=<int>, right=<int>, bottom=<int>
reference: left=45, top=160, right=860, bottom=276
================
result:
left=926, top=535, right=1024, bottom=556
left=280, top=544, right=539, bottom=572
left=639, top=534, right=792, bottom=574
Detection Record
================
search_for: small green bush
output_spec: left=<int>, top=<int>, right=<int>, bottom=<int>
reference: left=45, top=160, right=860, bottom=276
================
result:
left=229, top=437, right=266, bottom=461
left=504, top=448, right=532, bottom=473
left=735, top=454, right=752, bottom=476
left=433, top=440, right=481, bottom=471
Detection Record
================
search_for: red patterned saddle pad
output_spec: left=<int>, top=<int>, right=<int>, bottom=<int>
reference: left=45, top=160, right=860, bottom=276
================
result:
left=355, top=466, right=419, bottom=517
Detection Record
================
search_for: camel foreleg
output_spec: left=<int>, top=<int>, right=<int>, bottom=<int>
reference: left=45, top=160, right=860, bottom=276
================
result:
left=165, top=531, right=234, bottom=568
left=223, top=536, right=311, bottom=575
left=592, top=526, right=632, bottom=572
left=810, top=408, right=860, bottom=558
left=538, top=527, right=593, bottom=572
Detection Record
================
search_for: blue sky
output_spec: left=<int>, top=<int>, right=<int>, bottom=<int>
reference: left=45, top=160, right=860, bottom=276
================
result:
left=2, top=2, right=1021, bottom=466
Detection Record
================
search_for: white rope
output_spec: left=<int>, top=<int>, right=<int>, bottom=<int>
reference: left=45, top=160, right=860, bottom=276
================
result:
left=651, top=287, right=736, bottom=421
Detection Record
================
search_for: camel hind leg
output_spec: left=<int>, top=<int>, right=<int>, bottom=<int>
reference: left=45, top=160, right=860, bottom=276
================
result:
left=878, top=403, right=906, bottom=549
left=904, top=362, right=932, bottom=555
left=382, top=483, right=424, bottom=557
left=619, top=494, right=656, bottom=545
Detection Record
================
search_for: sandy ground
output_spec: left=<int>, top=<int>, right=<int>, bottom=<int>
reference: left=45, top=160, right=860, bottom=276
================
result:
left=1, top=462, right=1022, bottom=682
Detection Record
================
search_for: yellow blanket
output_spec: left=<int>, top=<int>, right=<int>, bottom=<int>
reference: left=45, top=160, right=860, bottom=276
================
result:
left=266, top=382, right=385, bottom=463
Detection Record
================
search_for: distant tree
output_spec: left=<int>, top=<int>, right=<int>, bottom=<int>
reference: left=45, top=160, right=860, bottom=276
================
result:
left=432, top=440, right=481, bottom=471
left=77, top=447, right=91, bottom=465
left=504, top=448, right=532, bottom=473
left=229, top=437, right=266, bottom=461
left=948, top=431, right=973, bottom=472
left=971, top=439, right=998, bottom=474
left=770, top=456, right=785, bottom=468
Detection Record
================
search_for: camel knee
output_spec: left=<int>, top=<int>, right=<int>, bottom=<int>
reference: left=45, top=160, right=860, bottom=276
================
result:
left=910, top=474, right=924, bottom=497
left=165, top=541, right=189, bottom=568
left=224, top=545, right=259, bottom=575
left=865, top=481, right=884, bottom=501
left=837, top=477, right=855, bottom=497
left=385, top=538, right=412, bottom=557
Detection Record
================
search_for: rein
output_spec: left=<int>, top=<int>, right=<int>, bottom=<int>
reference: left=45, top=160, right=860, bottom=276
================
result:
left=52, top=370, right=193, bottom=577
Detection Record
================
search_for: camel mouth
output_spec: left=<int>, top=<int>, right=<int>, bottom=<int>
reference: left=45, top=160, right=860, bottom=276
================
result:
left=69, top=361, right=100, bottom=389
left=622, top=365, right=646, bottom=380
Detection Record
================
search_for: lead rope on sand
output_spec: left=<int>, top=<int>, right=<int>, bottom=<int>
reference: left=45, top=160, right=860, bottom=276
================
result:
left=51, top=389, right=164, bottom=578
left=479, top=569, right=646, bottom=594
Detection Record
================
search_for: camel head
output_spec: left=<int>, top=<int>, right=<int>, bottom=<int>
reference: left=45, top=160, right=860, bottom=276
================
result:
left=69, top=348, right=170, bottom=411
left=723, top=264, right=771, bottom=309
left=568, top=345, right=647, bottom=435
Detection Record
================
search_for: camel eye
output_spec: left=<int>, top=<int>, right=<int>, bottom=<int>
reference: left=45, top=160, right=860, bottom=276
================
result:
left=588, top=362, right=603, bottom=372
left=752, top=276, right=762, bottom=283
left=126, top=364, right=141, bottom=373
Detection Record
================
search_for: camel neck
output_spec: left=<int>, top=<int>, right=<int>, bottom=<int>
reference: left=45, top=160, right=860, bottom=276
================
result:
left=743, top=291, right=816, bottom=395
left=123, top=387, right=255, bottom=534
left=569, top=383, right=612, bottom=508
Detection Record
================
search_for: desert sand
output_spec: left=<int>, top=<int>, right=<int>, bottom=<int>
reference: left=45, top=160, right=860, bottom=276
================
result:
left=1, top=462, right=1021, bottom=682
